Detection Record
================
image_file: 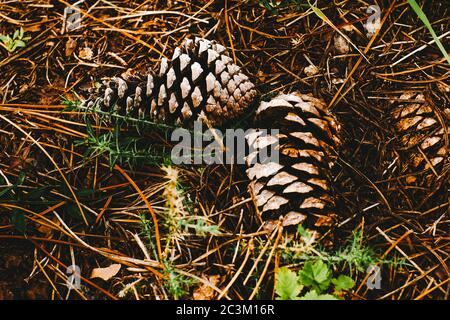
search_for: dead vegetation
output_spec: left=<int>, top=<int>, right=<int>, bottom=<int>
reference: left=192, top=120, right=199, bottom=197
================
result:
left=0, top=0, right=448, bottom=300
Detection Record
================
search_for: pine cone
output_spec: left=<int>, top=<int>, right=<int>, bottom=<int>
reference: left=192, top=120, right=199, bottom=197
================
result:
left=84, top=37, right=257, bottom=127
left=390, top=92, right=449, bottom=186
left=246, top=93, right=341, bottom=231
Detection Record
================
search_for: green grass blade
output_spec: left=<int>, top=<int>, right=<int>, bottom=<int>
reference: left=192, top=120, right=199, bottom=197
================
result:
left=408, top=0, right=450, bottom=65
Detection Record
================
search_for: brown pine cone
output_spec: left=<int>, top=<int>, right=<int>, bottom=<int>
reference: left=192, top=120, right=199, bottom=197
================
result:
left=390, top=92, right=449, bottom=187
left=83, top=37, right=257, bottom=128
left=245, top=92, right=341, bottom=231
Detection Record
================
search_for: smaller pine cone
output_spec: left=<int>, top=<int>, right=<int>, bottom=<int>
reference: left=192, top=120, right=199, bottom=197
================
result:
left=84, top=37, right=257, bottom=127
left=246, top=92, right=341, bottom=231
left=390, top=92, right=449, bottom=186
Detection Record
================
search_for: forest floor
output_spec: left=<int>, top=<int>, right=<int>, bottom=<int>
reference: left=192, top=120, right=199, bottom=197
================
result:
left=0, top=0, right=448, bottom=300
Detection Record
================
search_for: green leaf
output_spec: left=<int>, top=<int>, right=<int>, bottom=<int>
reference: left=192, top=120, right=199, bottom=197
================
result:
left=6, top=41, right=14, bottom=52
left=13, top=29, right=20, bottom=40
left=297, top=225, right=314, bottom=242
left=14, top=40, right=26, bottom=48
left=258, top=0, right=278, bottom=14
left=299, top=260, right=332, bottom=293
left=275, top=267, right=303, bottom=300
left=11, top=210, right=27, bottom=233
left=332, top=275, right=355, bottom=292
left=408, top=0, right=450, bottom=65
left=299, top=290, right=338, bottom=300
left=298, top=262, right=315, bottom=286
left=297, top=225, right=308, bottom=237
left=313, top=261, right=331, bottom=284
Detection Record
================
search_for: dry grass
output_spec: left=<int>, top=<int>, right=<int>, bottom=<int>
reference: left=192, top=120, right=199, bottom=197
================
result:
left=0, top=0, right=448, bottom=300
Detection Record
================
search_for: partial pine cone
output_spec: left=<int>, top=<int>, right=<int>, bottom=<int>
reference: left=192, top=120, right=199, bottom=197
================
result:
left=390, top=92, right=449, bottom=186
left=83, top=37, right=257, bottom=127
left=245, top=92, right=341, bottom=232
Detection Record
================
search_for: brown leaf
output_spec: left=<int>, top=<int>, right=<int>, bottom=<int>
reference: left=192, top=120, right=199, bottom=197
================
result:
left=65, top=38, right=77, bottom=57
left=36, top=217, right=59, bottom=237
left=193, top=275, right=220, bottom=300
left=405, top=176, right=417, bottom=184
left=90, top=264, right=121, bottom=281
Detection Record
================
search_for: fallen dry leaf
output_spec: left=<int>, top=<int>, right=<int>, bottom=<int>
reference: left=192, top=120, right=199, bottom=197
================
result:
left=193, top=275, right=221, bottom=300
left=36, top=217, right=60, bottom=237
left=90, top=264, right=121, bottom=281
left=65, top=38, right=77, bottom=57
